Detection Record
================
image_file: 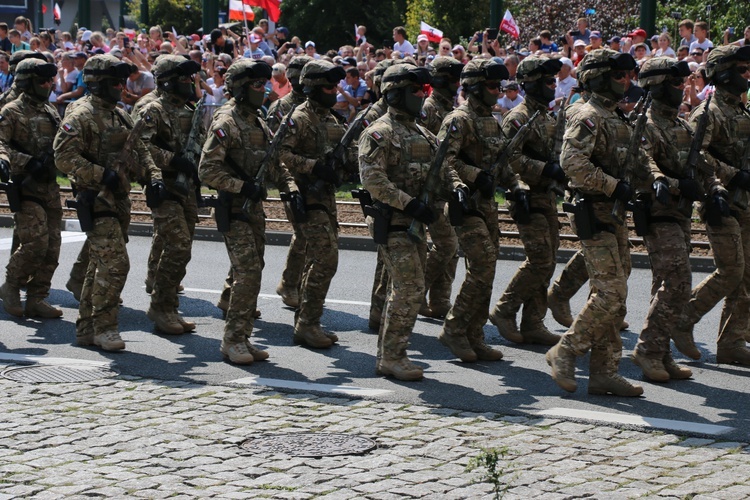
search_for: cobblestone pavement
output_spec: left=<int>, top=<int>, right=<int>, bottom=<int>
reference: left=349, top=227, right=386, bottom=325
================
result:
left=1, top=374, right=749, bottom=500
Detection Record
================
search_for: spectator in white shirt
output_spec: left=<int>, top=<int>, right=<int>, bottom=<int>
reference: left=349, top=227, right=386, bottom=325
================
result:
left=678, top=19, right=698, bottom=48
left=496, top=81, right=524, bottom=115
left=304, top=40, right=321, bottom=59
left=392, top=26, right=414, bottom=56
left=689, top=21, right=713, bottom=54
left=554, top=57, right=576, bottom=108
left=655, top=33, right=676, bottom=58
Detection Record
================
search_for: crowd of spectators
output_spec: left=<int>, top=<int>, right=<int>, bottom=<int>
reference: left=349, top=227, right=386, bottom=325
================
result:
left=1, top=14, right=748, bottom=122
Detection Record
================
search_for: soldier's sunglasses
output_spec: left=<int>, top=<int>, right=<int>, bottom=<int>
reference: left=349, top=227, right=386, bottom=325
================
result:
left=542, top=76, right=556, bottom=85
left=667, top=76, right=686, bottom=86
left=484, top=81, right=501, bottom=90
left=320, top=84, right=337, bottom=90
left=736, top=65, right=750, bottom=74
left=610, top=70, right=629, bottom=80
left=248, top=79, right=267, bottom=89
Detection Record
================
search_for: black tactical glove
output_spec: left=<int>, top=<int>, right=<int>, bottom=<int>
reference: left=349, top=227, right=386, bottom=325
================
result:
left=287, top=191, right=306, bottom=218
left=678, top=178, right=704, bottom=201
left=730, top=171, right=750, bottom=191
left=542, top=161, right=566, bottom=183
left=145, top=180, right=167, bottom=208
left=613, top=180, right=633, bottom=202
left=0, top=159, right=9, bottom=183
left=170, top=155, right=196, bottom=175
left=26, top=158, right=48, bottom=183
left=512, top=189, right=531, bottom=224
left=713, top=192, right=731, bottom=217
left=453, top=186, right=469, bottom=212
left=652, top=179, right=671, bottom=205
left=240, top=181, right=263, bottom=202
left=474, top=170, right=495, bottom=198
left=101, top=169, right=120, bottom=190
left=312, top=158, right=339, bottom=185
left=404, top=198, right=436, bottom=225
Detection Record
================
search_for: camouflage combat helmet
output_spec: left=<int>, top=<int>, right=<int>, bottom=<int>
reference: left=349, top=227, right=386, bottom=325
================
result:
left=638, top=57, right=690, bottom=88
left=380, top=63, right=429, bottom=93
left=705, top=45, right=750, bottom=80
left=225, top=59, right=272, bottom=108
left=576, top=48, right=635, bottom=84
left=373, top=59, right=397, bottom=89
left=286, top=54, right=313, bottom=81
left=14, top=58, right=57, bottom=101
left=300, top=59, right=345, bottom=88
left=460, top=58, right=509, bottom=87
left=82, top=54, right=131, bottom=83
left=427, top=56, right=464, bottom=78
left=8, top=50, right=46, bottom=74
left=151, top=54, right=200, bottom=86
left=516, top=55, right=563, bottom=83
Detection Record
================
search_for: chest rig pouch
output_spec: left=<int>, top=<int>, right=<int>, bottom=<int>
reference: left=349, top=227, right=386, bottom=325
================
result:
left=397, top=129, right=433, bottom=197
left=593, top=115, right=630, bottom=177
left=91, top=108, right=130, bottom=198
left=476, top=115, right=503, bottom=168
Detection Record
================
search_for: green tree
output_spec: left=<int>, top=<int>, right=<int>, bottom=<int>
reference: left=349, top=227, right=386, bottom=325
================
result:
left=127, top=0, right=203, bottom=35
left=405, top=0, right=434, bottom=39
left=656, top=1, right=750, bottom=47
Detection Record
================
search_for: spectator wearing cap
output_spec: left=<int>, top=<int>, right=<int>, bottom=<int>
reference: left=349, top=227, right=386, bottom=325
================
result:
left=572, top=39, right=587, bottom=65
left=210, top=28, right=234, bottom=56
left=608, top=36, right=622, bottom=52
left=416, top=34, right=430, bottom=57
left=304, top=40, right=321, bottom=59
left=392, top=26, right=415, bottom=56
left=539, top=30, right=558, bottom=54
left=655, top=33, right=676, bottom=58
left=244, top=34, right=265, bottom=60
left=342, top=57, right=357, bottom=69
left=633, top=43, right=649, bottom=64
left=588, top=31, right=603, bottom=51
left=251, top=26, right=274, bottom=57
left=56, top=52, right=88, bottom=104
left=269, top=63, right=291, bottom=102
left=555, top=57, right=576, bottom=107
left=496, top=82, right=523, bottom=115
left=678, top=19, right=698, bottom=48
left=689, top=21, right=713, bottom=54
left=626, top=28, right=651, bottom=57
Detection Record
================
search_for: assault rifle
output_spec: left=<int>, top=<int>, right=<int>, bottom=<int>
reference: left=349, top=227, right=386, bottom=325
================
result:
left=549, top=99, right=569, bottom=197
left=678, top=93, right=712, bottom=213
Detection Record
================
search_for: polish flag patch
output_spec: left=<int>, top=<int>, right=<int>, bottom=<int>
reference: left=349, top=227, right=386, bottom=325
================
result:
left=215, top=128, right=227, bottom=140
left=62, top=123, right=74, bottom=132
left=371, top=131, right=382, bottom=140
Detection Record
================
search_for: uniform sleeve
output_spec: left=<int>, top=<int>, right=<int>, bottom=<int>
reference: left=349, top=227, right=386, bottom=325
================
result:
left=502, top=111, right=545, bottom=185
left=137, top=104, right=175, bottom=169
left=440, top=114, right=481, bottom=184
left=124, top=110, right=161, bottom=184
left=358, top=126, right=412, bottom=210
left=690, top=102, right=736, bottom=188
left=53, top=112, right=106, bottom=185
left=0, top=108, right=31, bottom=172
left=560, top=111, right=619, bottom=196
left=278, top=110, right=318, bottom=176
left=198, top=116, right=244, bottom=194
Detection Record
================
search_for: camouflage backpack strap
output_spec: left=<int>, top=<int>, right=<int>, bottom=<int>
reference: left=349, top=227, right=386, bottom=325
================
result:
left=414, top=122, right=439, bottom=152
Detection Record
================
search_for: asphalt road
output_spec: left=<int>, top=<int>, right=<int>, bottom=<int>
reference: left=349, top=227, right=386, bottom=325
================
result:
left=1, top=226, right=748, bottom=440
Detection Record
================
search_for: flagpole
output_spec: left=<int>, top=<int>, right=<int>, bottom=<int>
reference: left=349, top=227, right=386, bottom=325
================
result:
left=242, top=4, right=251, bottom=49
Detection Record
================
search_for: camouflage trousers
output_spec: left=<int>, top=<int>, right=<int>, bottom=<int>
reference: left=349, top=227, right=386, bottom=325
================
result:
left=687, top=209, right=750, bottom=348
left=560, top=202, right=630, bottom=375
left=222, top=212, right=266, bottom=344
left=494, top=207, right=560, bottom=328
left=279, top=203, right=306, bottom=292
left=379, top=233, right=427, bottom=361
left=369, top=253, right=388, bottom=323
left=423, top=203, right=459, bottom=309
left=443, top=211, right=499, bottom=339
left=297, top=209, right=338, bottom=326
left=550, top=249, right=588, bottom=301
left=6, top=196, right=62, bottom=299
left=77, top=213, right=130, bottom=338
left=149, top=198, right=197, bottom=311
left=636, top=219, right=692, bottom=357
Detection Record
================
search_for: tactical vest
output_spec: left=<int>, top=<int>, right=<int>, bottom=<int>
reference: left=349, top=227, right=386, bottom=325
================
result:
left=590, top=111, right=631, bottom=177
left=90, top=106, right=131, bottom=196
left=225, top=111, right=269, bottom=178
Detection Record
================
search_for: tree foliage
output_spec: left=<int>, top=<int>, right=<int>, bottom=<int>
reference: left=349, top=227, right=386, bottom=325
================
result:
left=126, top=0, right=203, bottom=35
left=656, top=1, right=750, bottom=46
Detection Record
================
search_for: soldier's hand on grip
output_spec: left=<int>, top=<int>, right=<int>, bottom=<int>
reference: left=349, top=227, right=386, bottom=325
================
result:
left=170, top=155, right=196, bottom=175
left=453, top=186, right=470, bottom=212
left=474, top=170, right=495, bottom=198
left=288, top=191, right=306, bottom=218
left=678, top=178, right=704, bottom=201
left=404, top=198, right=436, bottom=225
left=101, top=169, right=120, bottom=190
left=653, top=179, right=671, bottom=205
left=312, top=159, right=338, bottom=185
left=0, top=159, right=9, bottom=183
left=713, top=192, right=731, bottom=217
left=26, top=158, right=48, bottom=183
left=542, top=161, right=566, bottom=183
left=240, top=181, right=263, bottom=202
left=613, top=181, right=633, bottom=202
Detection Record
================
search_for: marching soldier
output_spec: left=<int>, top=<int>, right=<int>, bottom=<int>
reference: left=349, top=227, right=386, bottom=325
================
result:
left=546, top=49, right=648, bottom=396
left=359, top=64, right=466, bottom=380
left=54, top=55, right=161, bottom=351
left=0, top=50, right=46, bottom=109
left=199, top=59, right=301, bottom=364
left=490, top=56, right=565, bottom=346
left=438, top=58, right=526, bottom=363
left=0, top=58, right=63, bottom=319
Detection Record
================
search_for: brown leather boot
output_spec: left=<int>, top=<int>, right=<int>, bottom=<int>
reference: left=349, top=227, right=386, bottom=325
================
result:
left=438, top=332, right=477, bottom=362
left=662, top=354, right=692, bottom=379
left=377, top=357, right=423, bottom=381
left=489, top=308, right=523, bottom=343
left=293, top=323, right=333, bottom=349
left=471, top=341, right=503, bottom=361
left=672, top=316, right=701, bottom=360
left=547, top=287, right=573, bottom=328
left=174, top=313, right=196, bottom=332
left=0, top=282, right=24, bottom=318
left=716, top=345, right=750, bottom=366
left=588, top=373, right=643, bottom=396
left=247, top=342, right=269, bottom=361
left=545, top=342, right=577, bottom=392
left=276, top=282, right=299, bottom=308
left=94, top=330, right=125, bottom=351
left=221, top=341, right=254, bottom=365
left=631, top=351, right=669, bottom=382
left=147, top=306, right=184, bottom=335
left=520, top=324, right=561, bottom=346
left=24, top=298, right=63, bottom=319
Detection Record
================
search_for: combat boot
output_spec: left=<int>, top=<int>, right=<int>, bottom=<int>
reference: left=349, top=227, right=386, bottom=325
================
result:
left=588, top=373, right=643, bottom=397
left=220, top=341, right=254, bottom=365
left=368, top=309, right=381, bottom=331
left=216, top=296, right=229, bottom=314
left=0, top=283, right=24, bottom=317
left=438, top=332, right=478, bottom=362
left=293, top=323, right=333, bottom=349
left=66, top=277, right=83, bottom=302
left=716, top=345, right=750, bottom=366
left=276, top=282, right=299, bottom=308
left=377, top=357, right=424, bottom=381
left=147, top=306, right=184, bottom=335
left=470, top=341, right=504, bottom=361
left=421, top=301, right=451, bottom=319
left=489, top=308, right=524, bottom=343
left=662, top=355, right=692, bottom=379
left=631, top=351, right=669, bottom=382
left=247, top=342, right=270, bottom=361
left=174, top=313, right=196, bottom=333
left=620, top=320, right=630, bottom=331
left=672, top=318, right=701, bottom=360
left=94, top=330, right=125, bottom=351
left=545, top=342, right=578, bottom=392
left=520, top=324, right=561, bottom=346
left=76, top=326, right=95, bottom=346
left=24, top=298, right=63, bottom=319
left=144, top=277, right=154, bottom=295
left=547, top=287, right=573, bottom=327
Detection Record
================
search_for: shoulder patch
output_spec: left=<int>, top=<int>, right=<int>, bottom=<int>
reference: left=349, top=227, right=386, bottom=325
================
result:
left=62, top=122, right=75, bottom=133
left=371, top=131, right=383, bottom=141
left=583, top=118, right=596, bottom=132
left=420, top=110, right=427, bottom=120
left=288, top=117, right=295, bottom=127
left=275, top=110, right=283, bottom=121
left=363, top=119, right=370, bottom=128
left=511, top=119, right=522, bottom=129
left=215, top=128, right=228, bottom=141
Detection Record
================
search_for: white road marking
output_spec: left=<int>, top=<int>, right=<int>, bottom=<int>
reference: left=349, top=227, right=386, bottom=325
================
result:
left=180, top=288, right=371, bottom=307
left=0, top=353, right=111, bottom=368
left=227, top=375, right=392, bottom=397
left=0, top=230, right=87, bottom=251
left=538, top=408, right=733, bottom=436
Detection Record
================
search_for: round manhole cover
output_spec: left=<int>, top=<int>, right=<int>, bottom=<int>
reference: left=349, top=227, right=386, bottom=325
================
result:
left=1, top=364, right=117, bottom=383
left=240, top=432, right=376, bottom=457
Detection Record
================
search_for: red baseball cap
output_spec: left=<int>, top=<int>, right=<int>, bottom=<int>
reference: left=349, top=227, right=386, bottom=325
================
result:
left=627, top=28, right=648, bottom=38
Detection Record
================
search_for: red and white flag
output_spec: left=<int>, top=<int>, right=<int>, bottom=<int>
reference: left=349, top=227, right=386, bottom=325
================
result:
left=53, top=2, right=62, bottom=24
left=229, top=0, right=255, bottom=21
left=500, top=9, right=519, bottom=39
left=245, top=0, right=282, bottom=23
left=420, top=21, right=443, bottom=44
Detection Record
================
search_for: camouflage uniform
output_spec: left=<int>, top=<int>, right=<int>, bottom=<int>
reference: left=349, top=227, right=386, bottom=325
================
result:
left=0, top=51, right=46, bottom=110
left=632, top=57, right=722, bottom=381
left=277, top=60, right=349, bottom=348
left=0, top=59, right=63, bottom=319
left=138, top=56, right=202, bottom=335
left=546, top=49, right=649, bottom=396
left=682, top=45, right=750, bottom=365
left=439, top=59, right=524, bottom=363
left=199, top=60, right=299, bottom=364
left=54, top=55, right=160, bottom=351
left=269, top=55, right=312, bottom=309
left=418, top=56, right=463, bottom=319
left=490, top=56, right=565, bottom=346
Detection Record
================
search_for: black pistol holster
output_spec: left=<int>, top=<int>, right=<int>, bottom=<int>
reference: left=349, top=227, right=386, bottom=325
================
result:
left=563, top=197, right=596, bottom=241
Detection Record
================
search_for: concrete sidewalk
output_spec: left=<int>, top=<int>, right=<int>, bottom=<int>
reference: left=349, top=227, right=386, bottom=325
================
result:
left=1, top=372, right=749, bottom=499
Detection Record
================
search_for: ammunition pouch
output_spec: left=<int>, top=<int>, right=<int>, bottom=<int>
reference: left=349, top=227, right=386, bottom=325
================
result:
left=0, top=181, right=21, bottom=212
left=66, top=189, right=97, bottom=231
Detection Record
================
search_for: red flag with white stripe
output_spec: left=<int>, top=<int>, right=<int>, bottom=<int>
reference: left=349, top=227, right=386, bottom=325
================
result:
left=245, top=0, right=282, bottom=23
left=420, top=21, right=443, bottom=44
left=500, top=9, right=519, bottom=39
left=229, top=0, right=255, bottom=21
left=53, top=2, right=62, bottom=24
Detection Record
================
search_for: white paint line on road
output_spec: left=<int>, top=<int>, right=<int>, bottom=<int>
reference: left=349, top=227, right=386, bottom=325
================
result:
left=227, top=376, right=392, bottom=397
left=0, top=230, right=87, bottom=251
left=0, top=353, right=111, bottom=368
left=538, top=407, right=733, bottom=436
left=181, top=288, right=371, bottom=307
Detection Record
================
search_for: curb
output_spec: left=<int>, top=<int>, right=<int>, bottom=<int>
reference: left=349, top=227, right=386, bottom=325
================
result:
left=0, top=215, right=716, bottom=272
